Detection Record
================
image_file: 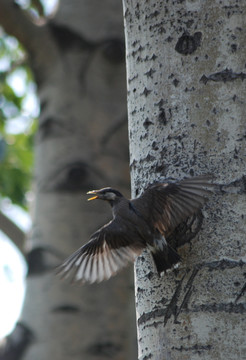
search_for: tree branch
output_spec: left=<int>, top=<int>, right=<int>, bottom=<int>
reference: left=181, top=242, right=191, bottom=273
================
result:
left=0, top=0, right=39, bottom=49
left=0, top=210, right=26, bottom=255
left=0, top=0, right=58, bottom=74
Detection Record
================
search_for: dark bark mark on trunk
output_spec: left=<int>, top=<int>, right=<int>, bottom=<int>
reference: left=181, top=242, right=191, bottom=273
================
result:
left=163, top=271, right=187, bottom=325
left=204, top=259, right=245, bottom=271
left=49, top=23, right=94, bottom=51
left=234, top=282, right=246, bottom=304
left=144, top=68, right=156, bottom=78
left=200, top=69, right=246, bottom=84
left=51, top=305, right=80, bottom=313
left=218, top=175, right=246, bottom=194
left=142, top=353, right=153, bottom=359
left=172, top=344, right=212, bottom=354
left=143, top=118, right=154, bottom=129
left=174, top=267, right=200, bottom=320
left=141, top=87, right=152, bottom=97
left=158, top=108, right=167, bottom=125
left=138, top=308, right=166, bottom=326
left=27, top=245, right=62, bottom=275
left=138, top=259, right=245, bottom=328
left=188, top=302, right=246, bottom=313
left=39, top=162, right=104, bottom=192
left=38, top=117, right=72, bottom=141
left=175, top=32, right=202, bottom=55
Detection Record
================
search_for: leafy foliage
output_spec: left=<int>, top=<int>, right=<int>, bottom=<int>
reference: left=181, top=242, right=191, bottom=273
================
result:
left=0, top=129, right=35, bottom=207
left=0, top=34, right=38, bottom=208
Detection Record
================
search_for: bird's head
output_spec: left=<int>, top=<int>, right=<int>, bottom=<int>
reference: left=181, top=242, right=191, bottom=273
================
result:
left=87, top=187, right=123, bottom=202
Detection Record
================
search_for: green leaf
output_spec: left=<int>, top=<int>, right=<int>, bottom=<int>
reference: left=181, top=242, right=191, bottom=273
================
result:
left=0, top=33, right=37, bottom=208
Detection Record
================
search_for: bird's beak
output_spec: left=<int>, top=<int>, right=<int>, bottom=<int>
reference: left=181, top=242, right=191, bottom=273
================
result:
left=87, top=190, right=99, bottom=201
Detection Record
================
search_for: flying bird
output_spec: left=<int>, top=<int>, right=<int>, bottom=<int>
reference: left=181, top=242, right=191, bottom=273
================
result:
left=58, top=175, right=212, bottom=284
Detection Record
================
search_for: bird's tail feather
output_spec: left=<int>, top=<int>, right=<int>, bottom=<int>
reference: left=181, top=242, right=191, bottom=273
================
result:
left=151, top=245, right=181, bottom=274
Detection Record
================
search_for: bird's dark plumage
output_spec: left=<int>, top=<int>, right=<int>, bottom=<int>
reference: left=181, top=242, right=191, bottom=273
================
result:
left=58, top=175, right=213, bottom=284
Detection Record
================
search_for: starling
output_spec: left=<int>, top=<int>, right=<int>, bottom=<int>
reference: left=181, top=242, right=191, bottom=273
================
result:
left=58, top=175, right=212, bottom=284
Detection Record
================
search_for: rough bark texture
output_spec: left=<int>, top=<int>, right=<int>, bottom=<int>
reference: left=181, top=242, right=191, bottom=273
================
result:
left=122, top=0, right=246, bottom=359
left=0, top=1, right=137, bottom=359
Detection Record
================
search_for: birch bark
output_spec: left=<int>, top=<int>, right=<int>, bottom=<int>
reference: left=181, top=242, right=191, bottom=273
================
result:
left=122, top=0, right=246, bottom=359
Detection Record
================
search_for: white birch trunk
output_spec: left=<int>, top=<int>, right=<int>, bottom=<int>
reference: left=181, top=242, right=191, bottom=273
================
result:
left=122, top=0, right=246, bottom=359
left=0, top=0, right=137, bottom=359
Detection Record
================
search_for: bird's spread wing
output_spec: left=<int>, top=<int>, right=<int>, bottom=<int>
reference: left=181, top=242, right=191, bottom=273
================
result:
left=57, top=219, right=144, bottom=284
left=131, top=175, right=213, bottom=236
